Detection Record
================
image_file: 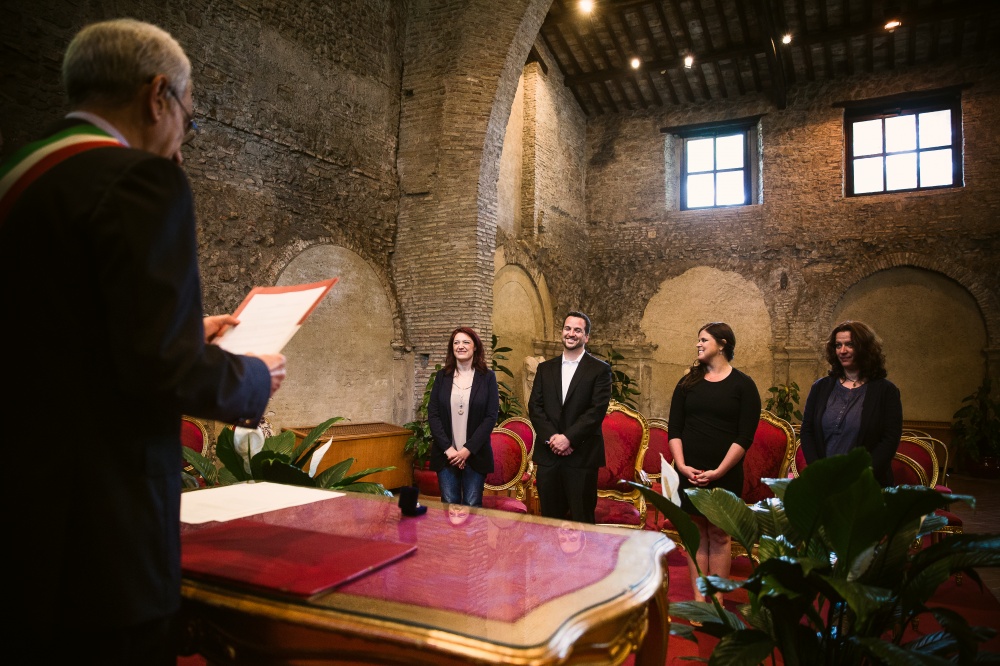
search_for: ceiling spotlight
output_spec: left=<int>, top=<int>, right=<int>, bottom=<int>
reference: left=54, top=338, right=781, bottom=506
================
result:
left=579, top=0, right=594, bottom=13
left=781, top=33, right=792, bottom=45
left=683, top=54, right=694, bottom=69
left=630, top=57, right=641, bottom=69
left=884, top=18, right=901, bottom=31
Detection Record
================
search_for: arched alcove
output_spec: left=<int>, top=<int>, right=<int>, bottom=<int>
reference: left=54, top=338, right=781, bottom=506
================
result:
left=267, top=245, right=404, bottom=430
left=832, top=266, right=986, bottom=422
left=639, top=266, right=773, bottom=418
left=493, top=260, right=551, bottom=407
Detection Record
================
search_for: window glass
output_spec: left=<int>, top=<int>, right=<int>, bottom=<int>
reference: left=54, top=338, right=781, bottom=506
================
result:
left=919, top=110, right=951, bottom=148
left=920, top=148, right=953, bottom=187
left=686, top=173, right=715, bottom=208
left=885, top=115, right=916, bottom=153
left=715, top=134, right=744, bottom=169
left=853, top=119, right=883, bottom=156
left=853, top=156, right=884, bottom=194
left=885, top=153, right=917, bottom=190
left=686, top=138, right=714, bottom=173
left=716, top=171, right=746, bottom=205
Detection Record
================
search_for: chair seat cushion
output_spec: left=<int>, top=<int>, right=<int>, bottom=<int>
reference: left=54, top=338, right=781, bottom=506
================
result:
left=482, top=495, right=528, bottom=513
left=595, top=497, right=642, bottom=526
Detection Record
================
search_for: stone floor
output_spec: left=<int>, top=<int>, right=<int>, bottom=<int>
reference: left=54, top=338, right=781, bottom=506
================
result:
left=942, top=472, right=1000, bottom=599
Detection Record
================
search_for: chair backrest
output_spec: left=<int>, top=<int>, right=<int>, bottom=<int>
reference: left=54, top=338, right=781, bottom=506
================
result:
left=892, top=451, right=930, bottom=487
left=598, top=400, right=649, bottom=494
left=181, top=416, right=208, bottom=455
left=484, top=428, right=528, bottom=493
left=642, top=417, right=672, bottom=480
left=788, top=441, right=807, bottom=478
left=498, top=416, right=535, bottom=457
left=742, top=410, right=796, bottom=504
left=896, top=436, right=939, bottom=488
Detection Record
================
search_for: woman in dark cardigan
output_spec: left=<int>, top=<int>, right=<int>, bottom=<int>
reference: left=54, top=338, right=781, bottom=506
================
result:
left=800, top=320, right=902, bottom=486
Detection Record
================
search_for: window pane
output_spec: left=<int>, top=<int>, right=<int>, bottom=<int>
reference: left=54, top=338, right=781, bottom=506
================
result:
left=716, top=134, right=744, bottom=169
left=853, top=156, right=884, bottom=194
left=920, top=148, right=953, bottom=187
left=686, top=138, right=714, bottom=173
left=885, top=115, right=916, bottom=153
left=716, top=170, right=746, bottom=205
left=853, top=119, right=883, bottom=157
left=919, top=110, right=951, bottom=148
left=686, top=173, right=715, bottom=207
left=886, top=152, right=917, bottom=190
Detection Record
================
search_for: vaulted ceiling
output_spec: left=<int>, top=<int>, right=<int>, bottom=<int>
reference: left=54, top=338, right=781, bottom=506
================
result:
left=536, top=0, right=999, bottom=115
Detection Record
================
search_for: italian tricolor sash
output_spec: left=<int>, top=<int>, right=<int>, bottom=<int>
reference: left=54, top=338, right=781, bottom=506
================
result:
left=0, top=124, right=123, bottom=224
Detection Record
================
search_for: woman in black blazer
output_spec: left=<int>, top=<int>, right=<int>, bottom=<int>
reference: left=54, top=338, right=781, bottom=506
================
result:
left=427, top=327, right=500, bottom=506
left=800, top=320, right=902, bottom=486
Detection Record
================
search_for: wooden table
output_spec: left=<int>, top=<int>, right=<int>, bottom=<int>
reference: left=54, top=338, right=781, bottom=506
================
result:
left=178, top=490, right=674, bottom=665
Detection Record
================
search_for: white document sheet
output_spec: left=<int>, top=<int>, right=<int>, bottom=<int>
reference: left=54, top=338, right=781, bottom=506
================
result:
left=181, top=482, right=344, bottom=524
left=214, top=278, right=337, bottom=355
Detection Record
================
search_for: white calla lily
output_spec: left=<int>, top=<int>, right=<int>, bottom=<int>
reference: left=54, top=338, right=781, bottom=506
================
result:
left=233, top=426, right=265, bottom=474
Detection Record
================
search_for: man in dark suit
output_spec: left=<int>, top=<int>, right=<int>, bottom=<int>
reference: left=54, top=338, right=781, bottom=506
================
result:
left=0, top=19, right=287, bottom=664
left=529, top=311, right=613, bottom=523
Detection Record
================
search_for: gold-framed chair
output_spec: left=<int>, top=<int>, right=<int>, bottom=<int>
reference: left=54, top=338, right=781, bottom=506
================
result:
left=497, top=415, right=537, bottom=511
left=594, top=400, right=650, bottom=529
left=482, top=427, right=530, bottom=514
left=642, top=417, right=673, bottom=531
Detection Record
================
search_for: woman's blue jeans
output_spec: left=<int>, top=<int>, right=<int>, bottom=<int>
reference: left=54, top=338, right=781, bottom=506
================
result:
left=437, top=465, right=486, bottom=507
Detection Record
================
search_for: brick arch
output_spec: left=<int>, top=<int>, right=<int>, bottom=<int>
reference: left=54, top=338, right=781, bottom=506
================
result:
left=395, top=0, right=552, bottom=403
left=816, top=252, right=999, bottom=347
left=270, top=237, right=407, bottom=352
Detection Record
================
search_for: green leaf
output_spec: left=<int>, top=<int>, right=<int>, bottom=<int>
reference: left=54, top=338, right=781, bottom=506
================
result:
left=689, top=487, right=760, bottom=558
left=249, top=449, right=291, bottom=479
left=256, top=458, right=317, bottom=486
left=820, top=468, right=886, bottom=576
left=181, top=446, right=219, bottom=485
left=628, top=482, right=701, bottom=561
left=821, top=576, right=893, bottom=627
left=215, top=427, right=250, bottom=482
left=708, top=629, right=775, bottom=666
left=858, top=636, right=953, bottom=665
left=290, top=416, right=345, bottom=465
left=315, top=457, right=357, bottom=485
left=783, top=448, right=873, bottom=545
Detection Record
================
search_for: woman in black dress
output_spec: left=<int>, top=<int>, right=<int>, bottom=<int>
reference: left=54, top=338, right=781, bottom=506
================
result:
left=668, top=322, right=761, bottom=603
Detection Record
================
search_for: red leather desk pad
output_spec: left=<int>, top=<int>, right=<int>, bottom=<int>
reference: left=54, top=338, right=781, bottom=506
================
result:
left=182, top=518, right=416, bottom=596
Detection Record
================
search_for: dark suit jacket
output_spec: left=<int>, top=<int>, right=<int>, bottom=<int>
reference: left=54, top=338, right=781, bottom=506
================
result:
left=529, top=352, right=613, bottom=469
left=1, top=120, right=272, bottom=632
left=799, top=375, right=903, bottom=486
left=427, top=368, right=499, bottom=475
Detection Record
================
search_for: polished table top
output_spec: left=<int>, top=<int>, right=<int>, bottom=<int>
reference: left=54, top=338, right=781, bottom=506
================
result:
left=180, top=488, right=674, bottom=664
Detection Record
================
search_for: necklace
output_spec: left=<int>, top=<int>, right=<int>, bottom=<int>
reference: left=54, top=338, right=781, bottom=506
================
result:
left=841, top=376, right=863, bottom=389
left=455, top=377, right=472, bottom=415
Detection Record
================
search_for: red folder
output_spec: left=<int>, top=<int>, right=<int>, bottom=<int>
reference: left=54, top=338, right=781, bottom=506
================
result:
left=182, top=519, right=416, bottom=596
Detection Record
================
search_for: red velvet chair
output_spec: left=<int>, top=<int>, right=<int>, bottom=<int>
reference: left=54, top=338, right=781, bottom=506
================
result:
left=894, top=436, right=963, bottom=542
left=594, top=400, right=649, bottom=529
left=498, top=416, right=537, bottom=511
left=181, top=416, right=209, bottom=484
left=742, top=410, right=797, bottom=504
left=482, top=427, right=530, bottom=514
left=643, top=417, right=673, bottom=531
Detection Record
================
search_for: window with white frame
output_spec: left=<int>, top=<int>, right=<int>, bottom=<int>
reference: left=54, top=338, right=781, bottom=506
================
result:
left=843, top=89, right=963, bottom=196
left=665, top=116, right=760, bottom=211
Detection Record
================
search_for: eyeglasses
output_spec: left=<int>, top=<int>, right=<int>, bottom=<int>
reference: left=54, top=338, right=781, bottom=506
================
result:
left=166, top=86, right=200, bottom=144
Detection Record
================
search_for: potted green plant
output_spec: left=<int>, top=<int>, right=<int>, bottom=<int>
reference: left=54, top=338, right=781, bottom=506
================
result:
left=953, top=376, right=1000, bottom=478
left=593, top=344, right=641, bottom=410
left=765, top=380, right=803, bottom=423
left=491, top=334, right=525, bottom=420
left=182, top=417, right=393, bottom=495
left=629, top=447, right=1000, bottom=664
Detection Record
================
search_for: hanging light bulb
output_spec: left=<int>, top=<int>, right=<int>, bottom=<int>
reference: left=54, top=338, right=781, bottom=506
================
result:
left=630, top=57, right=641, bottom=69
left=683, top=54, right=694, bottom=69
left=579, top=0, right=594, bottom=13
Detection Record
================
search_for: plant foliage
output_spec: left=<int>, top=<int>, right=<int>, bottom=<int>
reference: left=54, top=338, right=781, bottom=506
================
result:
left=953, top=376, right=1000, bottom=463
left=629, top=447, right=1000, bottom=665
left=491, top=334, right=525, bottom=420
left=182, top=417, right=393, bottom=496
left=403, top=365, right=440, bottom=467
left=765, top=381, right=803, bottom=424
left=592, top=345, right=641, bottom=410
